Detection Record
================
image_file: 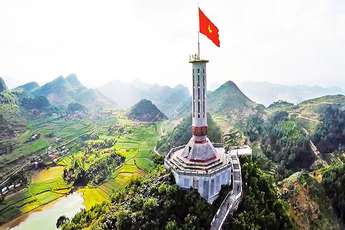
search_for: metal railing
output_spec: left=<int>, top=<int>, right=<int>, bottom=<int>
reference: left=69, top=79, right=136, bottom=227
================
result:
left=210, top=153, right=243, bottom=230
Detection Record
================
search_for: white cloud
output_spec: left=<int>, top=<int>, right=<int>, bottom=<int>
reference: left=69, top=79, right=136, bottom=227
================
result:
left=0, top=0, right=344, bottom=89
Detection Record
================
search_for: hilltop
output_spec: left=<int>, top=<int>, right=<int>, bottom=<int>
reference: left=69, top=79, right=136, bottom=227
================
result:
left=208, top=80, right=262, bottom=120
left=128, top=99, right=168, bottom=122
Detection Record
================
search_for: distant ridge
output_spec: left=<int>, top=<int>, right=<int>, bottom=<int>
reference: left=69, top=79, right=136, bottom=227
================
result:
left=15, top=82, right=39, bottom=93
left=238, top=81, right=345, bottom=106
left=33, top=74, right=114, bottom=109
left=99, top=80, right=189, bottom=118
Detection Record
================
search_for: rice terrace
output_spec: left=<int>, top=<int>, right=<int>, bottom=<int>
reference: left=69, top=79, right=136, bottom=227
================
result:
left=0, top=111, right=161, bottom=228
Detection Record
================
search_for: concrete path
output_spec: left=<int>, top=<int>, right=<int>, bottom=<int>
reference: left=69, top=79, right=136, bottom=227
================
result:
left=210, top=153, right=242, bottom=230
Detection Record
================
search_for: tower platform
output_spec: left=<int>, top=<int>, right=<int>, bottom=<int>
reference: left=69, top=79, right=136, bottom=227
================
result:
left=165, top=143, right=230, bottom=203
left=165, top=144, right=252, bottom=203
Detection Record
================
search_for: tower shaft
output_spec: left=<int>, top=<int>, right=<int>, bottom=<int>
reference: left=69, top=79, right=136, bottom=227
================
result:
left=190, top=56, right=209, bottom=143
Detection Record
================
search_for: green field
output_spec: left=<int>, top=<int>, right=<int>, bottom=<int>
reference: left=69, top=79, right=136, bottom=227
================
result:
left=0, top=117, right=94, bottom=172
left=0, top=166, right=71, bottom=224
left=79, top=116, right=160, bottom=210
left=0, top=113, right=160, bottom=224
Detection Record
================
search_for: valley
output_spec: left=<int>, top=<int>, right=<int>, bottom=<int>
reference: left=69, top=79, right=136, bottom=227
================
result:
left=0, top=75, right=345, bottom=230
left=0, top=102, right=161, bottom=228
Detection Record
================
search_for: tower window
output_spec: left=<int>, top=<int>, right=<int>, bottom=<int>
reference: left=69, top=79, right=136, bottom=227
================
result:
left=203, top=85, right=205, bottom=117
left=198, top=101, right=200, bottom=118
left=197, top=69, right=200, bottom=73
left=193, top=74, right=195, bottom=117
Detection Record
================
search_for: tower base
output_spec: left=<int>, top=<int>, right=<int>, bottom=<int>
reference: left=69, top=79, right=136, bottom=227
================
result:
left=164, top=144, right=230, bottom=203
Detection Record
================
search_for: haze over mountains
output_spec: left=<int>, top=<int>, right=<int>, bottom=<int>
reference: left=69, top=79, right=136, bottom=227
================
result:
left=99, top=80, right=190, bottom=118
left=2, top=75, right=345, bottom=115
left=237, top=81, right=345, bottom=106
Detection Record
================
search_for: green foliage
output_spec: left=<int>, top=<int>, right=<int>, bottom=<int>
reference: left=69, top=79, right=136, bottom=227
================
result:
left=63, top=168, right=222, bottom=230
left=246, top=111, right=314, bottom=175
left=64, top=153, right=124, bottom=186
left=313, top=105, right=345, bottom=153
left=244, top=114, right=265, bottom=142
left=21, top=96, right=50, bottom=110
left=56, top=215, right=70, bottom=228
left=157, top=113, right=222, bottom=154
left=224, top=129, right=245, bottom=152
left=0, top=90, right=17, bottom=104
left=323, top=164, right=345, bottom=224
left=67, top=102, right=87, bottom=113
left=225, top=158, right=295, bottom=230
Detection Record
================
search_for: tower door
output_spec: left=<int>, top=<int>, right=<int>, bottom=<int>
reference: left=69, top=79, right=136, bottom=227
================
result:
left=193, top=178, right=199, bottom=189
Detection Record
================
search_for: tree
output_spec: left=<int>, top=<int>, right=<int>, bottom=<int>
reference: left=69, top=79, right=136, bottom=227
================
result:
left=244, top=114, right=265, bottom=142
left=56, top=215, right=69, bottom=228
left=224, top=129, right=244, bottom=152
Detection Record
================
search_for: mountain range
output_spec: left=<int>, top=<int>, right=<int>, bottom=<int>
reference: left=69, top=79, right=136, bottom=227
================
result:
left=98, top=80, right=190, bottom=118
left=30, top=74, right=115, bottom=110
left=237, top=81, right=345, bottom=106
left=1, top=74, right=345, bottom=230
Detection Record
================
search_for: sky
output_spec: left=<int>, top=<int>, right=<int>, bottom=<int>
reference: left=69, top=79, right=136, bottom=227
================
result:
left=0, top=0, right=345, bottom=89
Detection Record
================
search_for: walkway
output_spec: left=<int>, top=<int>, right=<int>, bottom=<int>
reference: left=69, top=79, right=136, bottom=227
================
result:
left=302, top=127, right=327, bottom=166
left=210, top=152, right=243, bottom=230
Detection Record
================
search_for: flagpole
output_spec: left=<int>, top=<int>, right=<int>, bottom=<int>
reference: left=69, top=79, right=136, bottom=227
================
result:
left=196, top=0, right=199, bottom=59
left=198, top=31, right=200, bottom=59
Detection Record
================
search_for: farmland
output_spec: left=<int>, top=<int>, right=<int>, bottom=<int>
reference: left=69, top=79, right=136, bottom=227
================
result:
left=0, top=112, right=160, bottom=225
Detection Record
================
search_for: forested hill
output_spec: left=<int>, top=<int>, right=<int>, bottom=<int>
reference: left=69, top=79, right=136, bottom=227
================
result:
left=128, top=99, right=168, bottom=122
left=175, top=80, right=264, bottom=123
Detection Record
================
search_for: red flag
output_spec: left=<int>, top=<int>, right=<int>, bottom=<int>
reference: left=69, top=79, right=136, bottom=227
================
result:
left=199, top=8, right=220, bottom=47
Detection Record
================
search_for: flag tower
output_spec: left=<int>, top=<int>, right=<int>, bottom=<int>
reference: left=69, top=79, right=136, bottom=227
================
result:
left=164, top=6, right=252, bottom=204
left=164, top=8, right=232, bottom=203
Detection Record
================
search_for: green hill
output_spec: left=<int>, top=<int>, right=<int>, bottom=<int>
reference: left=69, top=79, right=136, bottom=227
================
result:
left=128, top=99, right=168, bottom=122
left=279, top=171, right=342, bottom=229
left=175, top=80, right=264, bottom=124
left=208, top=80, right=257, bottom=112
